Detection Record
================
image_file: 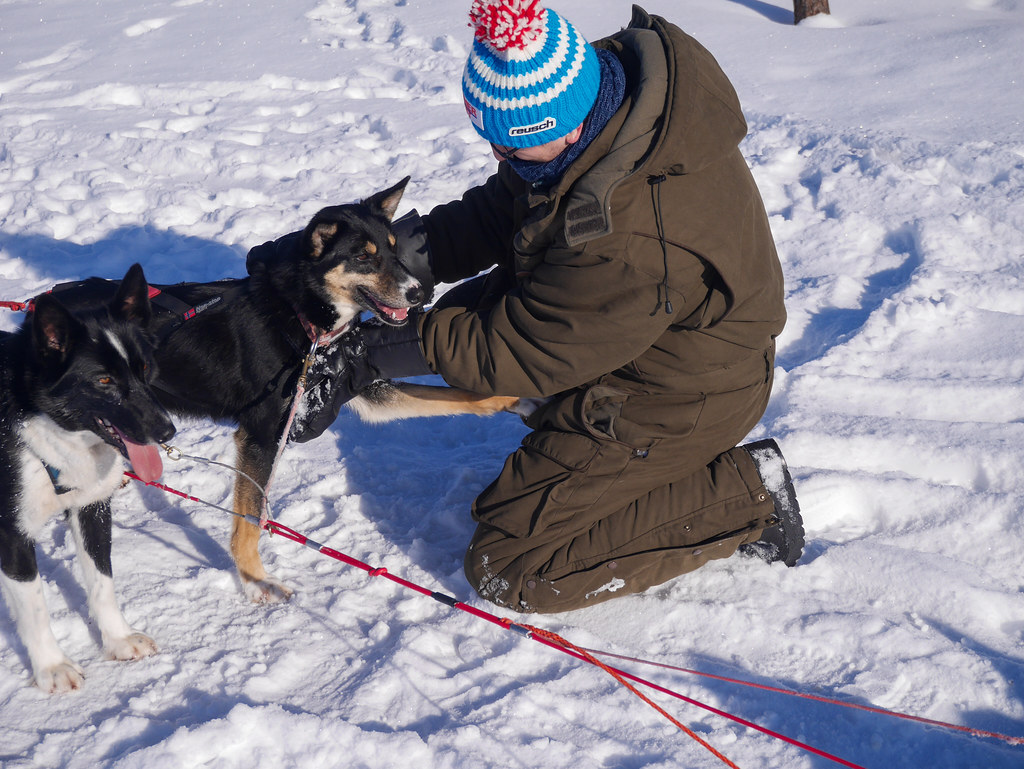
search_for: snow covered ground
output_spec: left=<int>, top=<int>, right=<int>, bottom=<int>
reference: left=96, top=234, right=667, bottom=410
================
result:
left=1, top=0, right=1023, bottom=767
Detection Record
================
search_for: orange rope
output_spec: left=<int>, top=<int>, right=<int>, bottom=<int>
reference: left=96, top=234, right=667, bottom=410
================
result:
left=523, top=624, right=742, bottom=769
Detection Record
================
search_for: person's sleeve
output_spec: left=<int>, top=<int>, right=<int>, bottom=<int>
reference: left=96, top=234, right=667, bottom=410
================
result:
left=420, top=241, right=714, bottom=398
left=420, top=171, right=520, bottom=284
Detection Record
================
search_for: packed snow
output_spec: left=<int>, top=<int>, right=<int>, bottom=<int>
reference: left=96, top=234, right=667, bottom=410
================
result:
left=1, top=0, right=1022, bottom=767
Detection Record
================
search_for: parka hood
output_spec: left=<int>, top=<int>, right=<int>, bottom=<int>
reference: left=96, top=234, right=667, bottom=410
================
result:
left=560, top=6, right=748, bottom=246
left=629, top=6, right=747, bottom=176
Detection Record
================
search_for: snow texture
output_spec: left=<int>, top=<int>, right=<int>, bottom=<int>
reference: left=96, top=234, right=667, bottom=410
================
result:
left=1, top=1, right=1023, bottom=767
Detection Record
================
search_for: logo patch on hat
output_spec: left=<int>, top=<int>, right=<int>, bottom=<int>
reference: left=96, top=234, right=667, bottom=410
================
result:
left=508, top=117, right=557, bottom=138
left=464, top=98, right=485, bottom=132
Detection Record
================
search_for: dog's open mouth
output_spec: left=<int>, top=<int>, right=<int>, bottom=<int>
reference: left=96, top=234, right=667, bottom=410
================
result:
left=358, top=288, right=411, bottom=326
left=98, top=418, right=164, bottom=483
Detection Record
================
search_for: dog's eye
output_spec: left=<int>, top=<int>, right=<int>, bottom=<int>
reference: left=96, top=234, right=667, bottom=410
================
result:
left=358, top=241, right=379, bottom=262
left=98, top=376, right=113, bottom=386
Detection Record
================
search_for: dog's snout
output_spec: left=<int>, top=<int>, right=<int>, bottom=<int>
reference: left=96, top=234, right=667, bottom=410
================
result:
left=158, top=421, right=176, bottom=443
left=405, top=284, right=425, bottom=306
left=154, top=411, right=177, bottom=443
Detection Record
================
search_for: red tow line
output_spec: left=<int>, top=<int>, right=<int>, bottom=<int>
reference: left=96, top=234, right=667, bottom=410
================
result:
left=124, top=482, right=1024, bottom=769
left=259, top=515, right=869, bottom=768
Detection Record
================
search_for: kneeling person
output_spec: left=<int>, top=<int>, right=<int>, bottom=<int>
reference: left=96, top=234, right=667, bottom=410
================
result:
left=295, top=0, right=804, bottom=613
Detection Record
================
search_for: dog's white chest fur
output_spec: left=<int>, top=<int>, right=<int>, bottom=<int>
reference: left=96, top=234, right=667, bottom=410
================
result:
left=17, top=415, right=125, bottom=536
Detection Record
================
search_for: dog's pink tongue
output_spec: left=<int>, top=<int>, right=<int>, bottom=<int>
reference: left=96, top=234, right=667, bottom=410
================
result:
left=380, top=304, right=408, bottom=323
left=370, top=296, right=409, bottom=323
left=118, top=433, right=164, bottom=483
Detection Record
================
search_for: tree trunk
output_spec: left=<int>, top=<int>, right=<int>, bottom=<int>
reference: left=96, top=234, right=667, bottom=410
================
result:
left=794, top=0, right=831, bottom=24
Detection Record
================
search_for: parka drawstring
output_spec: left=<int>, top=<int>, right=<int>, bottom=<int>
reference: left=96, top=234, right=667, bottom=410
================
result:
left=648, top=174, right=674, bottom=316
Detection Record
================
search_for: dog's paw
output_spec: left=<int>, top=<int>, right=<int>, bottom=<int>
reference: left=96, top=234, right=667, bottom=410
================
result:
left=511, top=397, right=549, bottom=419
left=242, top=575, right=293, bottom=604
left=35, top=660, right=86, bottom=694
left=105, top=632, right=159, bottom=661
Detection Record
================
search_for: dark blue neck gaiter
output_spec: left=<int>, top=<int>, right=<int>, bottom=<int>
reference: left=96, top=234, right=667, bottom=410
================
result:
left=508, top=48, right=627, bottom=189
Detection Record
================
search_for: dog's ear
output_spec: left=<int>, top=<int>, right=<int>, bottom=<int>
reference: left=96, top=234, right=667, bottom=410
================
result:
left=305, top=215, right=338, bottom=262
left=362, top=176, right=410, bottom=223
left=112, top=263, right=153, bottom=326
left=31, top=293, right=80, bottom=364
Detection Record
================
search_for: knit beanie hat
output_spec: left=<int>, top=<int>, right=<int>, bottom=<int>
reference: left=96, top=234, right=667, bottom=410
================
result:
left=462, top=0, right=601, bottom=148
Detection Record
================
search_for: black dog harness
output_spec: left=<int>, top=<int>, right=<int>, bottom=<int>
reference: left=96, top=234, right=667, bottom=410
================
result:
left=42, top=277, right=244, bottom=345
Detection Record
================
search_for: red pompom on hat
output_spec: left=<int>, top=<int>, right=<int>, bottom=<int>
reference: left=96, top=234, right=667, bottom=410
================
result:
left=468, top=0, right=546, bottom=53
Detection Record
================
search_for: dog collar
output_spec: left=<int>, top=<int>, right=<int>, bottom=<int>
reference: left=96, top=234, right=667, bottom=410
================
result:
left=296, top=312, right=350, bottom=347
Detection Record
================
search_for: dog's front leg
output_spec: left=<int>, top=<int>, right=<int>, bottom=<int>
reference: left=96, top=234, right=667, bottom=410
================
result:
left=349, top=382, right=522, bottom=422
left=231, top=427, right=293, bottom=603
left=0, top=532, right=85, bottom=692
left=70, top=500, right=158, bottom=662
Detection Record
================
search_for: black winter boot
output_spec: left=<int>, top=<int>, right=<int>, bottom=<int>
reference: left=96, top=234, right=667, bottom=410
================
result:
left=739, top=439, right=805, bottom=567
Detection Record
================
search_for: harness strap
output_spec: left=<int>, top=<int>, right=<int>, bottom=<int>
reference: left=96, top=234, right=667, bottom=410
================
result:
left=37, top=278, right=237, bottom=346
left=149, top=288, right=195, bottom=317
left=295, top=311, right=350, bottom=347
left=148, top=283, right=239, bottom=344
left=260, top=325, right=347, bottom=524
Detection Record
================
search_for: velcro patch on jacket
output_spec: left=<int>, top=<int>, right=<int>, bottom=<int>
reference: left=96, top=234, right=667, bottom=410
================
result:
left=565, top=200, right=607, bottom=244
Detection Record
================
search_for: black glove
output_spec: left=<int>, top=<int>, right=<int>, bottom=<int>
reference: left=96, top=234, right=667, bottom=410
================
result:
left=289, top=316, right=433, bottom=442
left=245, top=230, right=301, bottom=276
left=391, top=210, right=435, bottom=304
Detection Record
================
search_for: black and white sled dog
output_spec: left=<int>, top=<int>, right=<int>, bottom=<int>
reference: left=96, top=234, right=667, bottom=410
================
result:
left=43, top=178, right=518, bottom=605
left=0, top=264, right=176, bottom=693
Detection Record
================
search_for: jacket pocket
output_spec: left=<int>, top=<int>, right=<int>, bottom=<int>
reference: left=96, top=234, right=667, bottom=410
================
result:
left=579, top=385, right=629, bottom=442
left=473, top=429, right=630, bottom=538
left=530, top=384, right=662, bottom=449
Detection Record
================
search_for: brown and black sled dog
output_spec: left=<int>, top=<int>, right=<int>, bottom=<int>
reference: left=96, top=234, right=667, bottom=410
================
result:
left=51, top=178, right=517, bottom=602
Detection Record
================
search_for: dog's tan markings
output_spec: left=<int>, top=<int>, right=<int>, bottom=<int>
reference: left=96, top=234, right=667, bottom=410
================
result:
left=231, top=428, right=292, bottom=603
left=324, top=263, right=360, bottom=305
left=388, top=234, right=396, bottom=247
left=365, top=241, right=377, bottom=256
left=347, top=383, right=521, bottom=423
left=392, top=386, right=520, bottom=417
left=310, top=222, right=338, bottom=259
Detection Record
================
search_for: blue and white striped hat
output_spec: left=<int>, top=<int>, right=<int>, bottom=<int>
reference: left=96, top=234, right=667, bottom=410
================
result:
left=462, top=0, right=600, bottom=148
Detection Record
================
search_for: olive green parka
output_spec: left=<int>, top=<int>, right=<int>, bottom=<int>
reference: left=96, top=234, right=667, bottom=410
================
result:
left=419, top=6, right=785, bottom=452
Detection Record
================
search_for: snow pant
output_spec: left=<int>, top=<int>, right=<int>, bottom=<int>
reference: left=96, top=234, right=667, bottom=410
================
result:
left=463, top=384, right=777, bottom=613
left=434, top=272, right=778, bottom=613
